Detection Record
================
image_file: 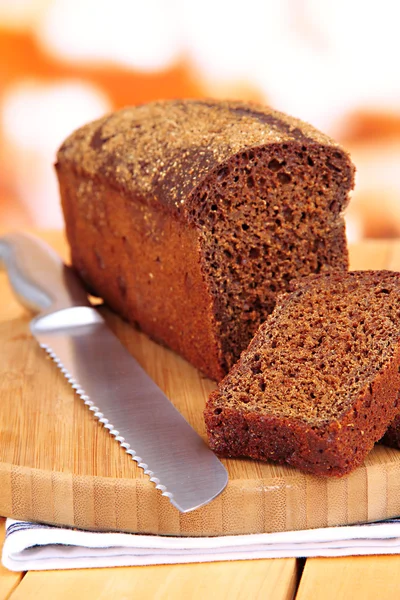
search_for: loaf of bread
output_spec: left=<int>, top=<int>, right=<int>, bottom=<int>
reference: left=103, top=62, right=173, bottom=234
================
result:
left=204, top=271, right=400, bottom=476
left=56, top=99, right=355, bottom=381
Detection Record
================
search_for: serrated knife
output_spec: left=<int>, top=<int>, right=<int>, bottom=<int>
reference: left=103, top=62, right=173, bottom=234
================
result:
left=0, top=232, right=228, bottom=513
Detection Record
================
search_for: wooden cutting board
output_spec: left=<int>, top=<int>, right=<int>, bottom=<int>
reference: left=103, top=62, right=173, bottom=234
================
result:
left=1, top=231, right=400, bottom=536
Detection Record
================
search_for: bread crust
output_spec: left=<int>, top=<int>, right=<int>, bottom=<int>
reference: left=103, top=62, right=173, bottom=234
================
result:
left=57, top=99, right=343, bottom=212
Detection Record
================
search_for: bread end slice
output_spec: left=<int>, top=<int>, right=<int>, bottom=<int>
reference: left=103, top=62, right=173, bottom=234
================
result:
left=205, top=271, right=400, bottom=476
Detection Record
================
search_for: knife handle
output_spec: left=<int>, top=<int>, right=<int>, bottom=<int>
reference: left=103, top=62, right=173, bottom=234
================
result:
left=0, top=232, right=89, bottom=314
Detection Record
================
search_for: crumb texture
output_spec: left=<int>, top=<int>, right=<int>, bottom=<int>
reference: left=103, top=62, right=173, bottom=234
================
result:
left=189, top=142, right=352, bottom=372
left=205, top=271, right=400, bottom=475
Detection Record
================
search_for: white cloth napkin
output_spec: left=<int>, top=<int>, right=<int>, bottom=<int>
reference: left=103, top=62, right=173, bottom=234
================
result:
left=3, top=517, right=400, bottom=571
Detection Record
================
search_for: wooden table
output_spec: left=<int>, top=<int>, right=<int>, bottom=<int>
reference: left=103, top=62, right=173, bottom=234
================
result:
left=1, top=234, right=400, bottom=599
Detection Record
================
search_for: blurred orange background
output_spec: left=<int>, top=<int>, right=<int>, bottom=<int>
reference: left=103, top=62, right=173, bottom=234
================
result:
left=1, top=0, right=400, bottom=241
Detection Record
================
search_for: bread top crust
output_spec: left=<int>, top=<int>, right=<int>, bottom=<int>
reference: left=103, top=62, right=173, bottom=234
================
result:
left=56, top=99, right=347, bottom=212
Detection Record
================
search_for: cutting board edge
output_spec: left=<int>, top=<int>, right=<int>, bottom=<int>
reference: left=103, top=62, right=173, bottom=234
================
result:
left=2, top=460, right=400, bottom=536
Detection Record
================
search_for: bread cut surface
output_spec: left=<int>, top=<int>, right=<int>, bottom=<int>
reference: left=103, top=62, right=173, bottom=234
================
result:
left=57, top=99, right=355, bottom=380
left=205, top=271, right=400, bottom=476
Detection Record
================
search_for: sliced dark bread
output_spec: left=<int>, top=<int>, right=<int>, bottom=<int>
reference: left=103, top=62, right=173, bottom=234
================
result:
left=204, top=270, right=400, bottom=476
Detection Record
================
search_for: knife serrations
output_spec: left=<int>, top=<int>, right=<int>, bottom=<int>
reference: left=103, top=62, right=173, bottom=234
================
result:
left=32, top=307, right=228, bottom=513
left=40, top=342, right=174, bottom=499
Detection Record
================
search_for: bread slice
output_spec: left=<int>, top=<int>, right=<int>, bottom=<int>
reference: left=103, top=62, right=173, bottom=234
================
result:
left=56, top=99, right=354, bottom=381
left=204, top=271, right=400, bottom=476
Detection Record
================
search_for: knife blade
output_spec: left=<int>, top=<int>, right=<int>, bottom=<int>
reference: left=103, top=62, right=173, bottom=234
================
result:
left=0, top=233, right=228, bottom=513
